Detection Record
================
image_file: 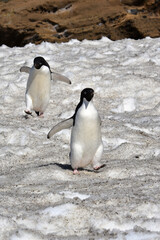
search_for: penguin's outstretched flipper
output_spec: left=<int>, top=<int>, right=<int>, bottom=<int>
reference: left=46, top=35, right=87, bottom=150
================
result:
left=51, top=72, right=71, bottom=85
left=20, top=66, right=31, bottom=73
left=47, top=118, right=73, bottom=139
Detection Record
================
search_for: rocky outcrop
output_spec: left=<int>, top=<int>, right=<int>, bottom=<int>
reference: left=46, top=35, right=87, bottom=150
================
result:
left=0, top=0, right=159, bottom=47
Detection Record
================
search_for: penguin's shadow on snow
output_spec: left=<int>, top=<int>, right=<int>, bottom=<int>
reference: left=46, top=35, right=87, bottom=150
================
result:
left=38, top=163, right=96, bottom=173
left=54, top=163, right=95, bottom=173
left=38, top=162, right=72, bottom=171
left=54, top=163, right=73, bottom=171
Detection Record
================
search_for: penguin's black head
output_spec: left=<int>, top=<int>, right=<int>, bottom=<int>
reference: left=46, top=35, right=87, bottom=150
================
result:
left=34, top=56, right=50, bottom=70
left=81, top=88, right=94, bottom=102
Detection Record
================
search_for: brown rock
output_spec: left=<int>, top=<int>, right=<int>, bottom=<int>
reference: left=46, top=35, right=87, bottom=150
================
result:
left=121, top=0, right=145, bottom=6
left=0, top=0, right=159, bottom=47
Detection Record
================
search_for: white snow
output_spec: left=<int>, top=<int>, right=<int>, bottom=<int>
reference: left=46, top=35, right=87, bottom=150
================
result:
left=0, top=36, right=160, bottom=239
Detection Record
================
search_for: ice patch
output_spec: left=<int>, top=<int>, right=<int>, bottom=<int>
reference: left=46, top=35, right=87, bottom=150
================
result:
left=55, top=129, right=71, bottom=142
left=103, top=137, right=127, bottom=150
left=125, top=123, right=153, bottom=135
left=0, top=80, right=8, bottom=90
left=60, top=191, right=90, bottom=200
left=113, top=98, right=136, bottom=113
left=3, top=95, right=14, bottom=103
left=105, top=169, right=129, bottom=179
left=11, top=147, right=32, bottom=156
left=91, top=217, right=160, bottom=234
left=14, top=203, right=89, bottom=236
left=131, top=203, right=160, bottom=219
left=154, top=149, right=160, bottom=157
left=5, top=129, right=29, bottom=146
left=10, top=230, right=43, bottom=240
left=125, top=232, right=160, bottom=240
left=91, top=217, right=135, bottom=232
left=0, top=216, right=16, bottom=238
left=41, top=203, right=77, bottom=217
left=151, top=56, right=160, bottom=66
left=6, top=82, right=19, bottom=95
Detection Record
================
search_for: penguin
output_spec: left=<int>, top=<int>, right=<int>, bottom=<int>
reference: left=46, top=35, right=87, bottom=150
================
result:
left=47, top=88, right=104, bottom=174
left=20, top=56, right=71, bottom=116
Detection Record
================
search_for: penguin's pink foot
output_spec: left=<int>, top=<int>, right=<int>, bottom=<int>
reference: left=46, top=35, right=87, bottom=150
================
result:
left=73, top=169, right=80, bottom=175
left=24, top=109, right=32, bottom=115
left=39, top=112, right=44, bottom=118
left=94, top=164, right=106, bottom=171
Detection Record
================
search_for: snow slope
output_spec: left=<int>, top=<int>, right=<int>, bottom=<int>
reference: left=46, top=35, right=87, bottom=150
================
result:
left=0, top=37, right=160, bottom=239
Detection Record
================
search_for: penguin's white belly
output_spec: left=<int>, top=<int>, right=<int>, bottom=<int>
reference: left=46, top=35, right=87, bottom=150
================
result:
left=27, top=74, right=51, bottom=112
left=70, top=107, right=102, bottom=168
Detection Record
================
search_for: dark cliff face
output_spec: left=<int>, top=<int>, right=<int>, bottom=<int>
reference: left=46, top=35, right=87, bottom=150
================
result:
left=0, top=0, right=159, bottom=47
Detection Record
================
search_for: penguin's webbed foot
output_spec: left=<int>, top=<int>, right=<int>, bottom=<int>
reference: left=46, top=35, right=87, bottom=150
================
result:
left=73, top=169, right=80, bottom=175
left=24, top=109, right=32, bottom=115
left=94, top=164, right=106, bottom=171
left=39, top=112, right=44, bottom=118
